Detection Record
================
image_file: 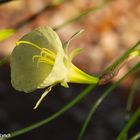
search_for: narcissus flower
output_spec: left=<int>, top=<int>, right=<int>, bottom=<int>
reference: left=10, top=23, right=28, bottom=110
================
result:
left=11, top=26, right=99, bottom=109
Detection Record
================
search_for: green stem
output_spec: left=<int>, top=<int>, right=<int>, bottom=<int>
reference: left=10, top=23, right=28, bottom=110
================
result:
left=5, top=84, right=97, bottom=140
left=53, top=0, right=112, bottom=30
left=77, top=62, right=140, bottom=140
left=116, top=106, right=140, bottom=140
left=99, top=41, right=140, bottom=85
left=124, top=80, right=137, bottom=140
left=102, top=41, right=140, bottom=75
left=129, top=132, right=140, bottom=140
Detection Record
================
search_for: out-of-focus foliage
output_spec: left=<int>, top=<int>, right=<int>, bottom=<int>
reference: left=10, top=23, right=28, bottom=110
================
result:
left=0, top=29, right=15, bottom=41
left=52, top=0, right=65, bottom=6
left=0, top=0, right=14, bottom=4
left=0, top=56, right=9, bottom=67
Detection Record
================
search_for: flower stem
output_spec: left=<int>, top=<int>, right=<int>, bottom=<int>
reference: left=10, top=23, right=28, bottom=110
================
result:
left=77, top=62, right=140, bottom=140
left=116, top=106, right=140, bottom=140
left=130, top=132, right=140, bottom=140
left=5, top=84, right=97, bottom=140
left=124, top=80, right=137, bottom=140
left=99, top=41, right=140, bottom=85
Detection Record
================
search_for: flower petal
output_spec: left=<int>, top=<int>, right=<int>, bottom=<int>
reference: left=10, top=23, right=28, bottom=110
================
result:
left=63, top=29, right=84, bottom=53
left=33, top=85, right=53, bottom=109
left=11, top=26, right=63, bottom=92
left=69, top=47, right=82, bottom=61
left=38, top=52, right=68, bottom=88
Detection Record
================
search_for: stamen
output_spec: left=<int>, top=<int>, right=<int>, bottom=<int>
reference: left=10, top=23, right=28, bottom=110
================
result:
left=42, top=48, right=56, bottom=57
left=16, top=41, right=56, bottom=58
left=40, top=49, right=55, bottom=60
left=32, top=55, right=41, bottom=62
left=16, top=40, right=56, bottom=66
left=36, top=57, right=54, bottom=66
left=16, top=41, right=42, bottom=51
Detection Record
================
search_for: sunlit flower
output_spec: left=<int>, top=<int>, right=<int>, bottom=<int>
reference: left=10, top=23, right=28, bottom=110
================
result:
left=11, top=26, right=99, bottom=109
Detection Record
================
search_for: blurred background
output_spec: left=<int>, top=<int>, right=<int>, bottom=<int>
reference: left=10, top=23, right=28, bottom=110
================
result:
left=0, top=0, right=140, bottom=140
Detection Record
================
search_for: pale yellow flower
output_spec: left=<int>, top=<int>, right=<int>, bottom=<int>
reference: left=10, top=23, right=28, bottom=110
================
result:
left=11, top=26, right=99, bottom=109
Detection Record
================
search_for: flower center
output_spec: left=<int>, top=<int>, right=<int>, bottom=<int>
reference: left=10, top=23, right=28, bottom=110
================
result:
left=16, top=41, right=56, bottom=66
